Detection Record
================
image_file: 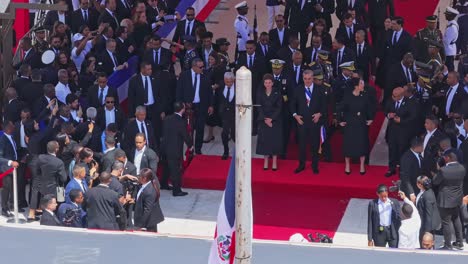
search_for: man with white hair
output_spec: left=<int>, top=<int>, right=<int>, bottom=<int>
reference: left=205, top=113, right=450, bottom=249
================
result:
left=218, top=72, right=236, bottom=160
left=55, top=69, right=72, bottom=104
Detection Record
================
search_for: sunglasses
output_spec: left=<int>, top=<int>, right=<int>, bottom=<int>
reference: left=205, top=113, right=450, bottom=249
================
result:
left=275, top=20, right=284, bottom=23
left=106, top=101, right=115, bottom=104
left=186, top=13, right=195, bottom=17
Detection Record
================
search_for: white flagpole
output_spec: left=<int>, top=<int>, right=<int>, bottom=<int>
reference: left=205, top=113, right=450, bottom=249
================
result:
left=235, top=66, right=253, bottom=264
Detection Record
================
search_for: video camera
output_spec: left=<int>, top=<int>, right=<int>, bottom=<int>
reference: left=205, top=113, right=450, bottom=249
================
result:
left=122, top=179, right=140, bottom=197
left=388, top=180, right=401, bottom=193
left=308, top=233, right=333, bottom=244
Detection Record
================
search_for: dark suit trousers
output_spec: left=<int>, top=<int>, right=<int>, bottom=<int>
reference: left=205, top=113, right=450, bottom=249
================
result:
left=439, top=207, right=464, bottom=247
left=146, top=104, right=162, bottom=151
left=192, top=103, right=207, bottom=152
left=445, top=56, right=455, bottom=72
left=387, top=127, right=408, bottom=170
left=297, top=122, right=320, bottom=168
left=28, top=155, right=41, bottom=210
left=1, top=174, right=13, bottom=209
left=373, top=226, right=398, bottom=248
left=162, top=159, right=183, bottom=193
left=221, top=115, right=235, bottom=154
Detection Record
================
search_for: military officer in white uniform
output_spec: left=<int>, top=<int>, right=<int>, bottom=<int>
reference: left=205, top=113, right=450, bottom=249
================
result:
left=443, top=7, right=460, bottom=71
left=234, top=1, right=252, bottom=59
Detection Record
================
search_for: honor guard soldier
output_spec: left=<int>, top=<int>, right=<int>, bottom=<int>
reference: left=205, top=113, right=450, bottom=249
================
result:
left=234, top=1, right=251, bottom=59
left=182, top=36, right=199, bottom=71
left=414, top=15, right=444, bottom=62
left=426, top=40, right=444, bottom=76
left=270, top=59, right=291, bottom=158
left=216, top=38, right=234, bottom=72
left=33, top=26, right=49, bottom=54
left=443, top=7, right=460, bottom=71
left=309, top=50, right=334, bottom=85
left=414, top=69, right=434, bottom=117
left=313, top=69, right=332, bottom=161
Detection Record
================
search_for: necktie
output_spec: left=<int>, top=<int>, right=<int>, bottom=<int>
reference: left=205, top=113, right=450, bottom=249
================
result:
left=154, top=50, right=159, bottom=65
left=358, top=44, right=362, bottom=56
left=348, top=27, right=353, bottom=38
left=294, top=66, right=299, bottom=83
left=392, top=32, right=397, bottom=45
left=298, top=0, right=303, bottom=10
left=193, top=73, right=198, bottom=90
left=186, top=21, right=191, bottom=36
left=226, top=86, right=231, bottom=102
left=249, top=55, right=253, bottom=68
left=312, top=49, right=317, bottom=61
left=418, top=154, right=423, bottom=167
left=405, top=67, right=411, bottom=83
left=112, top=53, right=118, bottom=67
left=263, top=45, right=267, bottom=56
left=275, top=76, right=280, bottom=81
left=446, top=86, right=453, bottom=97
left=98, top=88, right=104, bottom=105
left=144, top=76, right=149, bottom=104
left=306, top=87, right=312, bottom=105
left=337, top=50, right=342, bottom=70
left=83, top=10, right=88, bottom=22
left=395, top=101, right=400, bottom=110
left=140, top=122, right=146, bottom=140
left=82, top=180, right=88, bottom=192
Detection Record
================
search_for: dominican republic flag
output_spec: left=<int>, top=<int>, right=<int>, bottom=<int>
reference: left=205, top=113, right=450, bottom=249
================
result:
left=208, top=154, right=236, bottom=264
left=318, top=125, right=326, bottom=154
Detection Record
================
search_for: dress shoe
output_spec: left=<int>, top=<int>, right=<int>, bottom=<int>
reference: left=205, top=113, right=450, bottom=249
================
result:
left=27, top=216, right=40, bottom=223
left=312, top=168, right=319, bottom=174
left=272, top=166, right=277, bottom=171
left=221, top=154, right=228, bottom=160
left=294, top=165, right=305, bottom=174
left=160, top=185, right=174, bottom=191
left=173, top=191, right=188, bottom=197
left=203, top=136, right=215, bottom=143
left=195, top=150, right=202, bottom=155
left=345, top=170, right=351, bottom=175
left=452, top=242, right=464, bottom=250
left=263, top=166, right=269, bottom=171
left=384, top=170, right=395, bottom=177
left=360, top=170, right=366, bottom=175
left=1, top=209, right=13, bottom=217
left=439, top=245, right=453, bottom=250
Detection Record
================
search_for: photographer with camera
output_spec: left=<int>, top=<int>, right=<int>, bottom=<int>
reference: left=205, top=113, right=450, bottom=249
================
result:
left=58, top=189, right=86, bottom=228
left=415, top=176, right=441, bottom=245
left=397, top=191, right=421, bottom=249
left=367, top=184, right=401, bottom=248
left=432, top=150, right=465, bottom=250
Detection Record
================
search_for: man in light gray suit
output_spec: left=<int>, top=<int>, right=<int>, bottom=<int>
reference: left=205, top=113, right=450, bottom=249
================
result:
left=433, top=150, right=465, bottom=250
left=37, top=141, right=68, bottom=197
left=127, top=133, right=158, bottom=176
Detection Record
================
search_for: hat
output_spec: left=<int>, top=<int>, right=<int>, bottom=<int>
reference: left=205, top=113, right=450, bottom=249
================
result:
left=235, top=1, right=248, bottom=9
left=376, top=184, right=388, bottom=193
left=270, top=59, right=285, bottom=69
left=427, top=40, right=443, bottom=49
left=339, top=61, right=355, bottom=71
left=414, top=61, right=432, bottom=71
left=425, top=15, right=437, bottom=23
left=418, top=74, right=431, bottom=84
left=34, top=26, right=46, bottom=33
left=313, top=69, right=324, bottom=80
left=445, top=6, right=460, bottom=15
left=183, top=35, right=197, bottom=44
left=216, top=38, right=230, bottom=46
left=317, top=50, right=329, bottom=60
left=72, top=33, right=84, bottom=43
left=41, top=50, right=56, bottom=65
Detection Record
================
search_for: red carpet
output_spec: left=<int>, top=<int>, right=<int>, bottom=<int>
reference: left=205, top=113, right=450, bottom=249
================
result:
left=184, top=155, right=395, bottom=240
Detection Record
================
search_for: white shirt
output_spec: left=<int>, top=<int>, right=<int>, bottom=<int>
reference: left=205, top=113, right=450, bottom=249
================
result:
left=141, top=74, right=155, bottom=105
left=416, top=190, right=425, bottom=206
left=97, top=85, right=109, bottom=106
left=392, top=28, right=403, bottom=44
left=104, top=146, right=115, bottom=154
left=223, top=85, right=235, bottom=102
left=58, top=12, right=65, bottom=23
left=55, top=82, right=72, bottom=104
left=444, top=20, right=459, bottom=56
left=456, top=121, right=466, bottom=148
left=277, top=27, right=284, bottom=45
left=137, top=181, right=151, bottom=200
left=70, top=110, right=81, bottom=123
left=191, top=70, right=201, bottom=103
left=293, top=64, right=301, bottom=84
left=378, top=199, right=392, bottom=226
left=134, top=146, right=146, bottom=174
left=204, top=46, right=213, bottom=67
left=74, top=177, right=85, bottom=192
left=401, top=62, right=412, bottom=83
left=185, top=19, right=194, bottom=35
left=71, top=40, right=93, bottom=73
left=446, top=83, right=459, bottom=115
left=422, top=128, right=437, bottom=156
left=105, top=107, right=116, bottom=126
left=398, top=198, right=421, bottom=249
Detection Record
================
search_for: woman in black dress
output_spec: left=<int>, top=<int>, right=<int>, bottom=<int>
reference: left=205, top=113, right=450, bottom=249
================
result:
left=203, top=52, right=225, bottom=142
left=256, top=74, right=282, bottom=170
left=338, top=76, right=374, bottom=175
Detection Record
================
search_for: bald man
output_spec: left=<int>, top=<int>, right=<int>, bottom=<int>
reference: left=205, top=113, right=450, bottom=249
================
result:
left=384, top=87, right=414, bottom=177
left=420, top=232, right=434, bottom=249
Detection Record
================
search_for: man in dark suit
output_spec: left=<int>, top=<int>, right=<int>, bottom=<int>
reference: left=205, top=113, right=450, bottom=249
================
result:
left=443, top=72, right=467, bottom=121
left=256, top=32, right=275, bottom=67
left=142, top=35, right=172, bottom=73
left=172, top=7, right=206, bottom=43
left=134, top=168, right=164, bottom=231
left=415, top=176, right=441, bottom=243
left=218, top=72, right=236, bottom=160
left=352, top=30, right=375, bottom=82
left=71, top=0, right=99, bottom=33
left=284, top=0, right=314, bottom=49
left=367, top=184, right=401, bottom=248
left=96, top=95, right=126, bottom=132
left=289, top=70, right=327, bottom=174
left=97, top=0, right=120, bottom=31
left=20, top=69, right=44, bottom=108
left=400, top=138, right=424, bottom=200
left=4, top=87, right=25, bottom=124
left=101, top=137, right=119, bottom=173
left=276, top=35, right=300, bottom=65
left=331, top=36, right=356, bottom=78
left=432, top=151, right=465, bottom=250
left=88, top=72, right=120, bottom=109
left=122, top=106, right=156, bottom=153
left=286, top=51, right=305, bottom=89
left=161, top=102, right=193, bottom=196
left=336, top=0, right=367, bottom=22
left=39, top=194, right=62, bottom=227
left=367, top=0, right=395, bottom=45
left=311, top=0, right=335, bottom=31
left=304, top=35, right=329, bottom=65
left=421, top=116, right=445, bottom=176
left=115, top=26, right=135, bottom=62
left=37, top=141, right=68, bottom=198
left=385, top=53, right=417, bottom=105
left=13, top=37, right=41, bottom=70
left=236, top=40, right=267, bottom=93
left=268, top=14, right=293, bottom=51
left=12, top=64, right=32, bottom=101
left=115, top=149, right=137, bottom=176
left=86, top=172, right=124, bottom=230
left=335, top=13, right=366, bottom=47
left=43, top=0, right=71, bottom=32
left=115, top=0, right=132, bottom=22
left=128, top=133, right=158, bottom=176
left=177, top=58, right=214, bottom=154
left=96, top=38, right=127, bottom=77
left=0, top=122, right=20, bottom=217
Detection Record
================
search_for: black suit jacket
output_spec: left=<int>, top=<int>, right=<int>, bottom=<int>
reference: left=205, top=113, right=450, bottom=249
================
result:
left=87, top=85, right=120, bottom=109
left=40, top=210, right=62, bottom=227
left=380, top=30, right=413, bottom=66
left=96, top=51, right=122, bottom=76
left=12, top=77, right=31, bottom=100
left=421, top=129, right=445, bottom=175
left=115, top=0, right=132, bottom=21
left=367, top=0, right=395, bottom=27
left=4, top=98, right=25, bottom=123
left=122, top=119, right=156, bottom=152
left=386, top=63, right=418, bottom=93
left=86, top=184, right=122, bottom=230
left=176, top=70, right=213, bottom=111
left=311, top=0, right=335, bottom=29
left=95, top=107, right=127, bottom=132
left=13, top=49, right=41, bottom=70
left=37, top=153, right=68, bottom=196
left=304, top=46, right=329, bottom=65
left=161, top=114, right=192, bottom=160
left=0, top=135, right=17, bottom=173
left=268, top=27, right=294, bottom=51
left=331, top=47, right=356, bottom=77
left=335, top=23, right=367, bottom=47
left=399, top=149, right=422, bottom=196
left=71, top=8, right=99, bottom=33
left=284, top=0, right=314, bottom=31
left=285, top=63, right=305, bottom=88
left=444, top=84, right=467, bottom=116
left=172, top=19, right=206, bottom=43
left=143, top=48, right=172, bottom=72
left=101, top=148, right=118, bottom=173
left=289, top=83, right=327, bottom=125
left=123, top=160, right=137, bottom=176
left=351, top=42, right=376, bottom=81
left=127, top=146, right=158, bottom=174
left=433, top=162, right=465, bottom=208
left=416, top=189, right=441, bottom=233
left=128, top=74, right=164, bottom=116
left=43, top=11, right=71, bottom=31
left=367, top=198, right=401, bottom=242
left=97, top=9, right=119, bottom=31
left=235, top=53, right=267, bottom=87
left=18, top=81, right=44, bottom=107
left=385, top=98, right=419, bottom=140
left=336, top=0, right=367, bottom=23
left=134, top=180, right=164, bottom=229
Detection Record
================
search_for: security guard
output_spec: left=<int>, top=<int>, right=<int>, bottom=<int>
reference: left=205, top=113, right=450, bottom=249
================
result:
left=443, top=7, right=460, bottom=71
left=414, top=15, right=444, bottom=62
left=309, top=50, right=334, bottom=85
left=270, top=59, right=291, bottom=159
left=313, top=69, right=332, bottom=161
left=234, top=1, right=251, bottom=60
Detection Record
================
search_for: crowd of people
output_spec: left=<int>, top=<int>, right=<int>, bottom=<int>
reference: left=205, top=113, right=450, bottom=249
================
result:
left=0, top=0, right=467, bottom=241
